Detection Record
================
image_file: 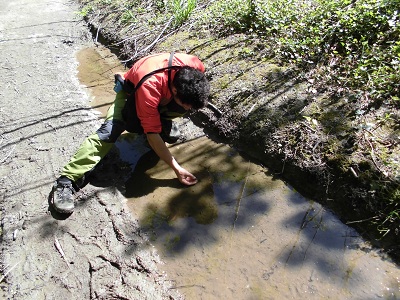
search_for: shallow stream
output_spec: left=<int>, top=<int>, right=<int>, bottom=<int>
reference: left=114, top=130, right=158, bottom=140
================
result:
left=77, top=46, right=400, bottom=299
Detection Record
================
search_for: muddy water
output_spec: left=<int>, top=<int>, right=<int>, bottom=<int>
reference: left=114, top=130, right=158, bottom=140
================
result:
left=77, top=46, right=400, bottom=300
left=76, top=46, right=123, bottom=117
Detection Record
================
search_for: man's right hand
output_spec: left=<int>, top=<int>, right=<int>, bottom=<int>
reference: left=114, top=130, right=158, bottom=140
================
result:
left=174, top=167, right=198, bottom=186
left=146, top=133, right=197, bottom=186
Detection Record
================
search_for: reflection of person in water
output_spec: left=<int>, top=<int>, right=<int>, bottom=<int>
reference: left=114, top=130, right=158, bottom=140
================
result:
left=126, top=149, right=218, bottom=225
left=51, top=52, right=210, bottom=214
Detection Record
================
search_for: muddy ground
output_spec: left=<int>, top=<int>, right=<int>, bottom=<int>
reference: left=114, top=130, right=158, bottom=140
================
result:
left=0, top=0, right=184, bottom=299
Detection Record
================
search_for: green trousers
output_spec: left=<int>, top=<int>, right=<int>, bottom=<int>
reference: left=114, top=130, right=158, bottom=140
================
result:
left=60, top=91, right=127, bottom=183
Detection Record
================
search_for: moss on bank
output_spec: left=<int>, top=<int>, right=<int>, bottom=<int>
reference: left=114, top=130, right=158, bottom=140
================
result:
left=75, top=0, right=399, bottom=263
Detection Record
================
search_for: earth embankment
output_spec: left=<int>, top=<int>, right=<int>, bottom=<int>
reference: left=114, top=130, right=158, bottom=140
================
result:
left=78, top=0, right=399, bottom=262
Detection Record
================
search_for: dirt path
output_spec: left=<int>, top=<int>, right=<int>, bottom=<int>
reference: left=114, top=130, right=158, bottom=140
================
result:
left=0, top=0, right=181, bottom=299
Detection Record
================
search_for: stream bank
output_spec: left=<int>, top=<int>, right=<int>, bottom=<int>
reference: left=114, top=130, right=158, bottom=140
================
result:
left=76, top=44, right=400, bottom=299
left=78, top=1, right=400, bottom=263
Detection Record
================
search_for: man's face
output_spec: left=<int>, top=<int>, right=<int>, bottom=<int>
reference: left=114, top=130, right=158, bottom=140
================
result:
left=174, top=96, right=192, bottom=111
left=172, top=86, right=192, bottom=111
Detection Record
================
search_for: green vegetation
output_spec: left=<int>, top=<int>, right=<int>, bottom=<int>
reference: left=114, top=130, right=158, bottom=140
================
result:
left=203, top=0, right=399, bottom=108
left=202, top=1, right=399, bottom=242
left=170, top=0, right=197, bottom=27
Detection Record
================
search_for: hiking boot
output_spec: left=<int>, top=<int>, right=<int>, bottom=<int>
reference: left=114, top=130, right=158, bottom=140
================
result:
left=160, top=120, right=181, bottom=144
left=52, top=178, right=75, bottom=214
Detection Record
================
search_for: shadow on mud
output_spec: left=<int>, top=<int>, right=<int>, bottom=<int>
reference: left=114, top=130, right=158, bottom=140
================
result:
left=81, top=134, right=271, bottom=254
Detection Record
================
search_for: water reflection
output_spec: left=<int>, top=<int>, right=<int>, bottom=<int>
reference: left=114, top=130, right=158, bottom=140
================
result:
left=127, top=150, right=218, bottom=226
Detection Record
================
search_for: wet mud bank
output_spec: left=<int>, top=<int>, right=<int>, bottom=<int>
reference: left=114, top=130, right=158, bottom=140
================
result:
left=191, top=81, right=400, bottom=263
left=79, top=7, right=400, bottom=263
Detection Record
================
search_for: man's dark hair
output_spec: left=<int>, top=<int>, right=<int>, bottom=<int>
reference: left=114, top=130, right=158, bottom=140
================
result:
left=173, top=66, right=210, bottom=109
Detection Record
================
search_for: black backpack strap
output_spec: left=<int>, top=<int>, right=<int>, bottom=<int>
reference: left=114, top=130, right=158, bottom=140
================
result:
left=120, top=52, right=183, bottom=134
left=167, top=51, right=175, bottom=94
left=134, top=52, right=181, bottom=93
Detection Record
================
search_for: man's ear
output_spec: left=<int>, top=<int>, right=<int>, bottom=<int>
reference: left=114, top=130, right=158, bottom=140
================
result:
left=171, top=85, right=178, bottom=96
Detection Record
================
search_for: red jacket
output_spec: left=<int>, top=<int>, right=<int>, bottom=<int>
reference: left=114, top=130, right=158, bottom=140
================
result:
left=123, top=53, right=205, bottom=134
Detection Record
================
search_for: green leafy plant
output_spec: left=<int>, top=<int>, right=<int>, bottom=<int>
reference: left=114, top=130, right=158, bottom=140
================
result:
left=168, top=0, right=197, bottom=27
left=77, top=4, right=94, bottom=17
left=121, top=10, right=136, bottom=24
left=203, top=0, right=400, bottom=108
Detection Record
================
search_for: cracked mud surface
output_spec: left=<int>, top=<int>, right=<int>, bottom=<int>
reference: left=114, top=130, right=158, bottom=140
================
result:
left=0, top=0, right=182, bottom=299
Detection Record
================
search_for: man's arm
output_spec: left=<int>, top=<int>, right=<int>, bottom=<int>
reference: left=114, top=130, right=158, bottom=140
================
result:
left=146, top=133, right=198, bottom=186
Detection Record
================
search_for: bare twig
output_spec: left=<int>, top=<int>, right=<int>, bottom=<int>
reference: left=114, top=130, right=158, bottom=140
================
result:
left=232, top=161, right=251, bottom=229
left=122, top=16, right=175, bottom=63
left=113, top=32, right=149, bottom=46
left=346, top=216, right=376, bottom=224
left=300, top=121, right=317, bottom=133
left=29, top=143, right=50, bottom=151
left=54, top=237, right=70, bottom=268
left=349, top=166, right=358, bottom=178
left=206, top=102, right=223, bottom=117
left=365, top=134, right=388, bottom=176
left=247, top=103, right=257, bottom=116
left=364, top=128, right=393, bottom=146
left=95, top=26, right=101, bottom=43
